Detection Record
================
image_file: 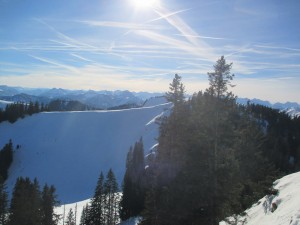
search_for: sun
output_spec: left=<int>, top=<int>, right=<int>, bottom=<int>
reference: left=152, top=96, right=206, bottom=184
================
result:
left=130, top=0, right=160, bottom=10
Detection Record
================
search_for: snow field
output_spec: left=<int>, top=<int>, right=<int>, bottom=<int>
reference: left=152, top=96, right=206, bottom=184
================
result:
left=0, top=100, right=171, bottom=203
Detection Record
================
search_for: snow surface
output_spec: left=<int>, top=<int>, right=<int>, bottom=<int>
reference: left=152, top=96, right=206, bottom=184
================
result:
left=0, top=99, right=13, bottom=109
left=55, top=171, right=300, bottom=225
left=1, top=101, right=171, bottom=203
left=220, top=171, right=300, bottom=225
left=54, top=197, right=140, bottom=225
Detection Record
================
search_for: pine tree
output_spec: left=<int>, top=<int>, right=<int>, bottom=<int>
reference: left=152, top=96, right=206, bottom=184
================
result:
left=79, top=204, right=90, bottom=225
left=41, top=184, right=59, bottom=225
left=120, top=138, right=146, bottom=220
left=0, top=176, right=8, bottom=225
left=9, top=177, right=43, bottom=225
left=165, top=74, right=185, bottom=117
left=65, top=209, right=76, bottom=225
left=0, top=140, right=13, bottom=181
left=27, top=102, right=35, bottom=115
left=104, top=169, right=119, bottom=225
left=90, top=172, right=105, bottom=225
left=207, top=56, right=235, bottom=99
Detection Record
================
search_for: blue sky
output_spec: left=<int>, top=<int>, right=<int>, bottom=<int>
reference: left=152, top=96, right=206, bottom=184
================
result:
left=0, top=0, right=299, bottom=103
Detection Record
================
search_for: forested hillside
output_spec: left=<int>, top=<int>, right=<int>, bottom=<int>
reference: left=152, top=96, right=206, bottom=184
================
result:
left=120, top=57, right=300, bottom=225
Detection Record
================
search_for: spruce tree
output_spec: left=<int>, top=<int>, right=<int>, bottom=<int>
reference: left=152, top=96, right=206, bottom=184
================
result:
left=0, top=140, right=13, bottom=181
left=90, top=172, right=105, bottom=225
left=65, top=209, right=76, bottom=225
left=41, top=184, right=59, bottom=225
left=165, top=74, right=185, bottom=108
left=9, top=177, right=43, bottom=225
left=79, top=204, right=89, bottom=225
left=104, top=169, right=119, bottom=225
left=0, top=176, right=8, bottom=225
left=120, top=138, right=146, bottom=220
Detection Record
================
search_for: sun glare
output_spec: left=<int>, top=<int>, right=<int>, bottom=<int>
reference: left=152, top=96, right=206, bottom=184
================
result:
left=131, top=0, right=160, bottom=10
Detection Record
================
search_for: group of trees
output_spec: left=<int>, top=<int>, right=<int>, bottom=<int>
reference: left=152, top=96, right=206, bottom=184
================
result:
left=245, top=103, right=300, bottom=172
left=47, top=100, right=94, bottom=111
left=0, top=99, right=95, bottom=124
left=0, top=169, right=121, bottom=225
left=0, top=101, right=47, bottom=123
left=0, top=140, right=13, bottom=181
left=1, top=56, right=299, bottom=224
left=118, top=56, right=300, bottom=225
left=120, top=138, right=146, bottom=220
left=0, top=177, right=59, bottom=225
left=80, top=169, right=120, bottom=225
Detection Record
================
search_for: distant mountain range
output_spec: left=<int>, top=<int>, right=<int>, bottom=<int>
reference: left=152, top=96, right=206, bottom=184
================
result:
left=0, top=85, right=299, bottom=117
left=237, top=98, right=300, bottom=118
left=0, top=85, right=162, bottom=109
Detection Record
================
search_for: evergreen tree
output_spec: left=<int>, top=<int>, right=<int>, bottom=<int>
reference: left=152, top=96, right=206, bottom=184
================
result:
left=104, top=169, right=119, bottom=225
left=34, top=101, right=40, bottom=114
left=205, top=56, right=237, bottom=224
left=9, top=177, right=43, bottom=225
left=158, top=74, right=189, bottom=182
left=165, top=74, right=185, bottom=110
left=41, top=184, right=59, bottom=225
left=207, top=56, right=235, bottom=99
left=27, top=102, right=35, bottom=115
left=0, top=176, right=8, bottom=225
left=120, top=138, right=146, bottom=220
left=0, top=140, right=14, bottom=181
left=90, top=172, right=105, bottom=225
left=141, top=57, right=254, bottom=225
left=79, top=204, right=91, bottom=225
left=65, top=209, right=75, bottom=225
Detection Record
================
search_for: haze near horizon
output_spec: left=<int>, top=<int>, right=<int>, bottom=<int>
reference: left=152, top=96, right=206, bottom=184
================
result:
left=0, top=0, right=299, bottom=103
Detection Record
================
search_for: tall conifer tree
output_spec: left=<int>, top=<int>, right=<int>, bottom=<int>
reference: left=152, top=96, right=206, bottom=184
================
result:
left=104, top=169, right=119, bottom=225
left=90, top=172, right=105, bottom=225
left=0, top=177, right=8, bottom=225
left=120, top=138, right=146, bottom=220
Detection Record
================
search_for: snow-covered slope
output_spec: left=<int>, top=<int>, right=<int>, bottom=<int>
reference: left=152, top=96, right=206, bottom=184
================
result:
left=57, top=172, right=300, bottom=225
left=221, top=172, right=300, bottom=225
left=281, top=107, right=300, bottom=118
left=0, top=102, right=171, bottom=204
left=0, top=100, right=13, bottom=109
left=54, top=195, right=141, bottom=225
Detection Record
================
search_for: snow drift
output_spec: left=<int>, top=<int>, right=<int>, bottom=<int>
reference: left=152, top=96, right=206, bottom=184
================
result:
left=0, top=99, right=171, bottom=203
left=221, top=171, right=300, bottom=225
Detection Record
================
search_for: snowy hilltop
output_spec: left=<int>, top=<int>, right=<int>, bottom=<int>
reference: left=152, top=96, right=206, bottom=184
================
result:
left=221, top=171, right=300, bottom=225
left=0, top=98, right=171, bottom=203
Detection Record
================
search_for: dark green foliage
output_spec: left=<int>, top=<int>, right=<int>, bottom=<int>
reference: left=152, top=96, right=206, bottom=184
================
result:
left=207, top=55, right=235, bottom=99
left=165, top=73, right=185, bottom=108
left=89, top=172, right=105, bottom=225
left=8, top=177, right=59, bottom=225
left=9, top=177, right=43, bottom=225
left=107, top=103, right=140, bottom=110
left=85, top=169, right=119, bottom=225
left=79, top=204, right=91, bottom=225
left=104, top=169, right=119, bottom=225
left=0, top=177, right=8, bottom=225
left=41, top=184, right=60, bottom=225
left=0, top=101, right=45, bottom=123
left=65, top=209, right=75, bottom=225
left=245, top=103, right=300, bottom=171
left=0, top=140, right=13, bottom=181
left=120, top=138, right=146, bottom=220
left=47, top=99, right=92, bottom=111
left=139, top=57, right=281, bottom=225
